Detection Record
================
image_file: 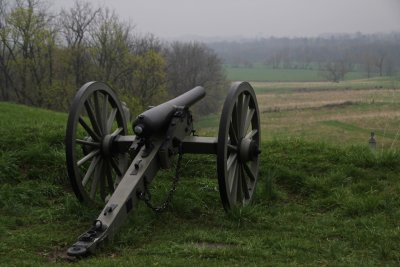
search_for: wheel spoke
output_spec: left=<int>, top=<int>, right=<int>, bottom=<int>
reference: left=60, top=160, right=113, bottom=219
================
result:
left=79, top=117, right=101, bottom=141
left=241, top=94, right=250, bottom=129
left=241, top=165, right=250, bottom=199
left=243, top=108, right=255, bottom=136
left=245, top=129, right=258, bottom=140
left=111, top=127, right=123, bottom=137
left=77, top=149, right=100, bottom=167
left=109, top=157, right=122, bottom=176
left=104, top=160, right=114, bottom=192
left=230, top=163, right=239, bottom=201
left=102, top=94, right=109, bottom=134
left=228, top=159, right=238, bottom=193
left=236, top=164, right=243, bottom=202
left=231, top=104, right=240, bottom=141
left=243, top=162, right=256, bottom=182
left=76, top=139, right=100, bottom=147
left=116, top=154, right=127, bottom=184
left=227, top=153, right=237, bottom=171
left=236, top=94, right=244, bottom=138
left=90, top=159, right=103, bottom=199
left=229, top=121, right=239, bottom=145
left=84, top=100, right=102, bottom=136
left=106, top=108, right=117, bottom=133
left=227, top=144, right=238, bottom=153
left=82, top=156, right=101, bottom=186
left=93, top=91, right=104, bottom=134
left=99, top=161, right=106, bottom=201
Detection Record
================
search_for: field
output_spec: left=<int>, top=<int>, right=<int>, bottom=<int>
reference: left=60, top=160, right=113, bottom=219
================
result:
left=224, top=64, right=367, bottom=82
left=198, top=74, right=400, bottom=151
left=1, top=69, right=400, bottom=266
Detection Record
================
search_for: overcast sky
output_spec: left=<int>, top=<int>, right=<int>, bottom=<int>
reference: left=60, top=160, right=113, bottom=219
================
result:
left=52, top=0, right=400, bottom=40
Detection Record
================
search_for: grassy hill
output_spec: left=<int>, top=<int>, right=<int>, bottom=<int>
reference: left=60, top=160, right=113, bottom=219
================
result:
left=1, top=102, right=400, bottom=266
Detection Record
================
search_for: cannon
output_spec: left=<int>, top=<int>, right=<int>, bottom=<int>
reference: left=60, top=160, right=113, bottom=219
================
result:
left=65, top=81, right=261, bottom=256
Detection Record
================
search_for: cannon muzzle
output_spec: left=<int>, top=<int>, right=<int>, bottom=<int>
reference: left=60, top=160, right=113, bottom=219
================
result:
left=133, top=86, right=205, bottom=138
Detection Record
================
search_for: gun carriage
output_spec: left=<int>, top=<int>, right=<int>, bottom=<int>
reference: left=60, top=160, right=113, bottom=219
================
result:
left=65, top=81, right=261, bottom=256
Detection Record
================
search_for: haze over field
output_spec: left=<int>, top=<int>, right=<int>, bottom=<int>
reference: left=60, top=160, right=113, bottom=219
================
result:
left=52, top=0, right=400, bottom=40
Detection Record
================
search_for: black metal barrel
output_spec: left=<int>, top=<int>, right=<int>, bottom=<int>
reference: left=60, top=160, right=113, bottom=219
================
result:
left=133, top=86, right=205, bottom=138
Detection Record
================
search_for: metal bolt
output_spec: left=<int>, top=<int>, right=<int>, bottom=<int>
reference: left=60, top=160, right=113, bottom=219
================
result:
left=95, top=220, right=102, bottom=230
left=134, top=125, right=143, bottom=134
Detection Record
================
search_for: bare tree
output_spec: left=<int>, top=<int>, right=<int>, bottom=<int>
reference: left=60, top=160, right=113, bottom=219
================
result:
left=165, top=41, right=227, bottom=115
left=130, top=33, right=163, bottom=55
left=384, top=57, right=395, bottom=76
left=373, top=50, right=385, bottom=77
left=59, top=1, right=100, bottom=87
left=269, top=51, right=283, bottom=69
left=130, top=50, right=167, bottom=107
left=0, top=0, right=13, bottom=101
left=362, top=50, right=374, bottom=78
left=1, top=0, right=56, bottom=106
left=90, top=8, right=133, bottom=84
left=320, top=61, right=349, bottom=82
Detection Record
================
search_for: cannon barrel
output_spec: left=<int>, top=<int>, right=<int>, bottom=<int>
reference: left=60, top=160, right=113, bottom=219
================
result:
left=133, top=86, right=205, bottom=138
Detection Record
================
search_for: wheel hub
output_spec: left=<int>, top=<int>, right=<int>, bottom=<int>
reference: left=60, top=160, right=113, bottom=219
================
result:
left=239, top=138, right=260, bottom=162
left=101, top=134, right=115, bottom=156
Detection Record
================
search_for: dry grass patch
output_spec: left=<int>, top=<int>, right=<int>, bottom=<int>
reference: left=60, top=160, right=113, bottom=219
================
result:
left=258, top=89, right=400, bottom=112
left=254, top=82, right=400, bottom=148
left=252, top=78, right=399, bottom=92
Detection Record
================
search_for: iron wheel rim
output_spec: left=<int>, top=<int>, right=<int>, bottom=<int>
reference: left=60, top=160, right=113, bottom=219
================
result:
left=217, top=81, right=261, bottom=211
left=65, top=81, right=128, bottom=207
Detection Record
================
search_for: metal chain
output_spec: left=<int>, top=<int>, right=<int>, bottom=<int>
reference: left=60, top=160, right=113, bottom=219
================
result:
left=138, top=144, right=183, bottom=214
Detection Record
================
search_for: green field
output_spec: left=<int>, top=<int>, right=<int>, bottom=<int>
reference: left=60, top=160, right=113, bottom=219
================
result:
left=224, top=64, right=367, bottom=82
left=1, top=69, right=400, bottom=266
left=1, top=91, right=400, bottom=265
left=251, top=76, right=400, bottom=93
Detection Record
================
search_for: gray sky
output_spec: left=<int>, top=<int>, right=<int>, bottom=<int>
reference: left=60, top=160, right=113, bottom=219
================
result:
left=52, top=0, right=400, bottom=40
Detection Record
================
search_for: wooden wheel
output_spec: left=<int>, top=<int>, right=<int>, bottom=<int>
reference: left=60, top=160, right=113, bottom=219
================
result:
left=217, top=82, right=261, bottom=211
left=65, top=81, right=129, bottom=207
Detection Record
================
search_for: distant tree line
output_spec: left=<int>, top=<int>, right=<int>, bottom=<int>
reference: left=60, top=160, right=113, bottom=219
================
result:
left=0, top=0, right=227, bottom=115
left=208, top=33, right=400, bottom=82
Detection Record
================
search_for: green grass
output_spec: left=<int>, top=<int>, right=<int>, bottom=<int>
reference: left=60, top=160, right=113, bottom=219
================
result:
left=225, top=64, right=366, bottom=82
left=1, top=102, right=400, bottom=266
left=251, top=76, right=400, bottom=94
left=320, top=120, right=398, bottom=139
